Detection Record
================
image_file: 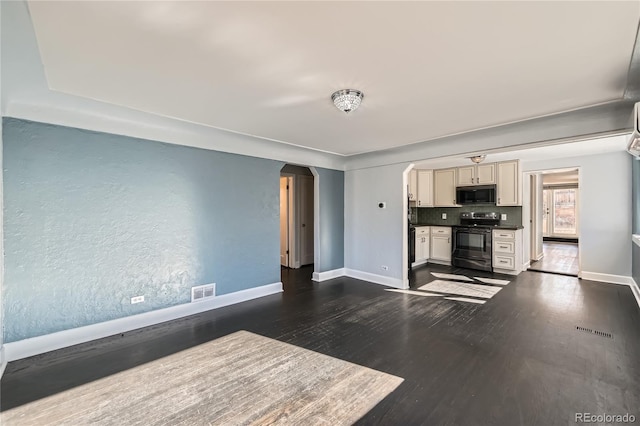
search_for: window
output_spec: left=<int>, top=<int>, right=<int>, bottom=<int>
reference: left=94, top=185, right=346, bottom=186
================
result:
left=543, top=187, right=578, bottom=237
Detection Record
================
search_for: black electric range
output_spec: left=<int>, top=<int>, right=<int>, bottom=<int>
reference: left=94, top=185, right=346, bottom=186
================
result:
left=451, top=212, right=500, bottom=272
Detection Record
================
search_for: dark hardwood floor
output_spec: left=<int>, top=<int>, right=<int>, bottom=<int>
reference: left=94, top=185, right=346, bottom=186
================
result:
left=529, top=242, right=580, bottom=276
left=2, top=264, right=639, bottom=425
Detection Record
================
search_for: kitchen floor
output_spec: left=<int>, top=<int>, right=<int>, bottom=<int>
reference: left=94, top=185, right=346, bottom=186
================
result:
left=529, top=241, right=579, bottom=276
left=3, top=264, right=638, bottom=425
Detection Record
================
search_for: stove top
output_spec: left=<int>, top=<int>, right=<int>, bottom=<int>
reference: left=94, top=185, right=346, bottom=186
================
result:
left=458, top=211, right=500, bottom=227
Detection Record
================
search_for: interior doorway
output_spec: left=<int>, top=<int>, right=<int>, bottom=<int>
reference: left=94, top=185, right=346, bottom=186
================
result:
left=280, top=165, right=315, bottom=290
left=280, top=175, right=293, bottom=267
left=528, top=168, right=580, bottom=276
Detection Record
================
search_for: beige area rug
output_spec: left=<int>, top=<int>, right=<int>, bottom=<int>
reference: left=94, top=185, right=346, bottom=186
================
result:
left=2, top=331, right=403, bottom=425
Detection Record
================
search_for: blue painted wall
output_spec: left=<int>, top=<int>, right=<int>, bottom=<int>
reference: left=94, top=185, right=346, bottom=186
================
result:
left=3, top=118, right=284, bottom=342
left=317, top=168, right=344, bottom=272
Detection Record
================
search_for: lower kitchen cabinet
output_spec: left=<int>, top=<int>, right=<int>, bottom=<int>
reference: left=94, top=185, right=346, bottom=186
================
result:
left=413, top=226, right=430, bottom=266
left=430, top=226, right=452, bottom=264
left=492, top=229, right=523, bottom=275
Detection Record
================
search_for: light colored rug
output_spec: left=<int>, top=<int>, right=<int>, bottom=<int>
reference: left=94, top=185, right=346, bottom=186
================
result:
left=385, top=289, right=441, bottom=297
left=419, top=280, right=502, bottom=299
left=474, top=277, right=511, bottom=286
left=430, top=272, right=474, bottom=282
left=2, top=331, right=403, bottom=426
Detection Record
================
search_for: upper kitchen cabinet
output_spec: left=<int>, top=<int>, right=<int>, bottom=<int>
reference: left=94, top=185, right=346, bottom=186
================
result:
left=409, top=169, right=417, bottom=201
left=497, top=160, right=521, bottom=206
left=476, top=163, right=496, bottom=185
left=416, top=170, right=433, bottom=207
left=456, top=163, right=496, bottom=186
left=434, top=168, right=458, bottom=207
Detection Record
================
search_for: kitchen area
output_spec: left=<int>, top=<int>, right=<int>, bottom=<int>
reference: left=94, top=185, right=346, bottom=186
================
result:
left=408, top=158, right=525, bottom=278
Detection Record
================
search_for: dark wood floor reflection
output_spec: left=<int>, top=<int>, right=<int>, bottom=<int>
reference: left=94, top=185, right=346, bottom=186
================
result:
left=2, top=264, right=638, bottom=425
left=529, top=242, right=580, bottom=276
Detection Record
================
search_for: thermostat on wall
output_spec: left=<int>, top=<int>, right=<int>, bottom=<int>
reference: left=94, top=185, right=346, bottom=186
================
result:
left=378, top=202, right=386, bottom=209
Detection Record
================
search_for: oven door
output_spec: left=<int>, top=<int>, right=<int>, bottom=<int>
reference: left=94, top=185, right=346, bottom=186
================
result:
left=452, top=228, right=492, bottom=260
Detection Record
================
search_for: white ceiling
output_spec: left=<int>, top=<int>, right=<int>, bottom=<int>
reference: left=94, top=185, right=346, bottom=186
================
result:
left=414, top=133, right=630, bottom=170
left=26, top=1, right=640, bottom=156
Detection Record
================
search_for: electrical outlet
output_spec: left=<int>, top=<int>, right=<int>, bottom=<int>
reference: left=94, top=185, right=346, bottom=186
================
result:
left=442, top=213, right=447, bottom=220
left=131, top=295, right=144, bottom=304
left=501, top=214, right=507, bottom=221
left=381, top=265, right=389, bottom=271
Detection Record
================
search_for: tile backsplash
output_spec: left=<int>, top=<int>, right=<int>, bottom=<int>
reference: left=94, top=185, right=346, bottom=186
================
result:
left=411, top=205, right=522, bottom=227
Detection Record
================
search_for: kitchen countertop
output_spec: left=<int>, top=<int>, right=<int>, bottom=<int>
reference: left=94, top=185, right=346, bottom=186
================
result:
left=411, top=223, right=524, bottom=230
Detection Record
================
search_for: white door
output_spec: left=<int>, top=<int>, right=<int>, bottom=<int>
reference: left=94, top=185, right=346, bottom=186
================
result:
left=543, top=187, right=578, bottom=238
left=279, top=176, right=289, bottom=267
left=300, top=175, right=314, bottom=266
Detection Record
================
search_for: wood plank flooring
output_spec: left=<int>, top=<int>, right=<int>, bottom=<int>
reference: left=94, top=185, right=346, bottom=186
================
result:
left=2, top=331, right=402, bottom=425
left=529, top=242, right=579, bottom=276
left=2, top=264, right=639, bottom=425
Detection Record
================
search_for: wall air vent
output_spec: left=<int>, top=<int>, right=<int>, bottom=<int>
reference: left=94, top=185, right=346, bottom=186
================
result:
left=191, top=283, right=216, bottom=302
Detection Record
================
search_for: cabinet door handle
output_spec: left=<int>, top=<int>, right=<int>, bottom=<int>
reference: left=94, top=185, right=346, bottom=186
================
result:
left=418, top=200, right=421, bottom=206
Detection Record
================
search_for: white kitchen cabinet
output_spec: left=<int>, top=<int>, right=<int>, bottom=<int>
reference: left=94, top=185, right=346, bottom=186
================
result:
left=416, top=170, right=433, bottom=207
left=430, top=227, right=452, bottom=263
left=409, top=169, right=417, bottom=201
left=456, top=166, right=475, bottom=186
left=456, top=163, right=496, bottom=186
left=413, top=226, right=430, bottom=266
left=497, top=160, right=521, bottom=206
left=492, top=228, right=523, bottom=275
left=476, top=163, right=496, bottom=185
left=434, top=168, right=458, bottom=207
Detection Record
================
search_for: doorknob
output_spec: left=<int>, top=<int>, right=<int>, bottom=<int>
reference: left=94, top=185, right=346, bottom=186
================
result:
left=302, top=224, right=306, bottom=227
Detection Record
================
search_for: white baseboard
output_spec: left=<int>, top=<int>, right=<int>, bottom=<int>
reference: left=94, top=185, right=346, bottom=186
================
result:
left=411, top=259, right=427, bottom=268
left=312, top=268, right=345, bottom=282
left=4, top=282, right=283, bottom=362
left=427, top=259, right=451, bottom=266
left=630, top=278, right=640, bottom=309
left=344, top=268, right=406, bottom=289
left=0, top=346, right=6, bottom=380
left=522, top=261, right=531, bottom=270
left=580, top=271, right=634, bottom=286
left=493, top=267, right=519, bottom=276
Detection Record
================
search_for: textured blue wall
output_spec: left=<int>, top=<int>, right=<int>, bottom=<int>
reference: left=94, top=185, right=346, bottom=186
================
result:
left=3, top=118, right=282, bottom=342
left=317, top=168, right=344, bottom=272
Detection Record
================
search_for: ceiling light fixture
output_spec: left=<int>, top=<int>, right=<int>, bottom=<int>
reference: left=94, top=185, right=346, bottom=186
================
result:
left=469, top=155, right=486, bottom=164
left=331, top=89, right=364, bottom=113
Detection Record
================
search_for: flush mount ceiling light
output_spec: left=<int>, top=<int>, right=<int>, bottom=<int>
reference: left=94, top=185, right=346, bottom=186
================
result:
left=469, top=155, right=486, bottom=164
left=331, top=89, right=364, bottom=113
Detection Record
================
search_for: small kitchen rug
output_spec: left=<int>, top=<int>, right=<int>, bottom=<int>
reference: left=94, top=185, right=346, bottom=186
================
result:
left=1, top=331, right=403, bottom=426
left=419, top=280, right=502, bottom=299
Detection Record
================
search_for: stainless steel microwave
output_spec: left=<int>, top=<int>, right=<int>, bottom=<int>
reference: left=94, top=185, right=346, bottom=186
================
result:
left=455, top=185, right=496, bottom=205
